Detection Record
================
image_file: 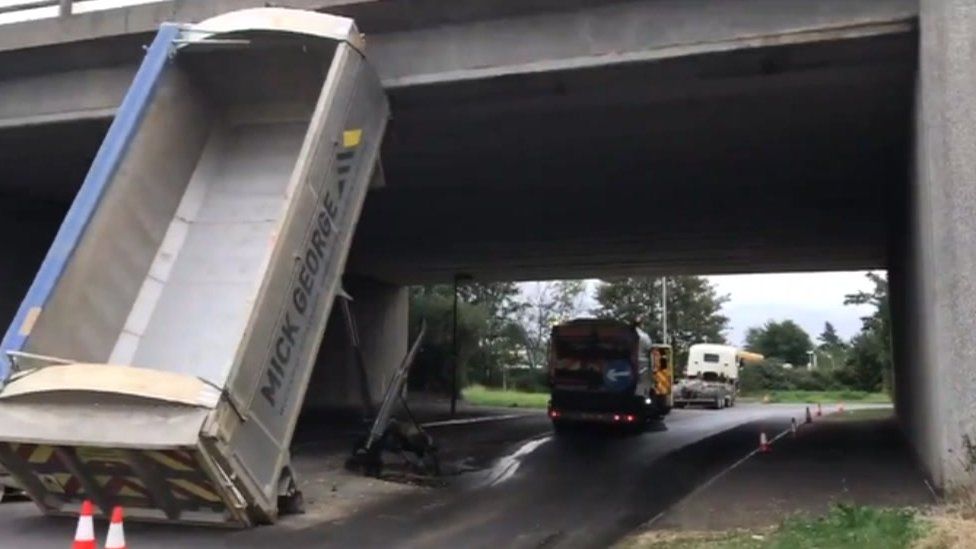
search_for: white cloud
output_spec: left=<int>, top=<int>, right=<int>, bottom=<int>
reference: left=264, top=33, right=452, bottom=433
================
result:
left=708, top=271, right=879, bottom=346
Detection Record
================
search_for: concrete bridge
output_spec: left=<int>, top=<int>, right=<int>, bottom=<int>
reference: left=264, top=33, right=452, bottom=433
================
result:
left=0, top=0, right=972, bottom=493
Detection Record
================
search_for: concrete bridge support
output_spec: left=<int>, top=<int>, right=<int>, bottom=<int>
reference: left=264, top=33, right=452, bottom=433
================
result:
left=303, top=276, right=408, bottom=414
left=897, top=0, right=976, bottom=492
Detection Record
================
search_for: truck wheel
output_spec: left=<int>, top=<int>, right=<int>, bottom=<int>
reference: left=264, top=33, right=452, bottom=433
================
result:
left=713, top=397, right=723, bottom=410
left=552, top=420, right=571, bottom=435
left=278, top=490, right=306, bottom=516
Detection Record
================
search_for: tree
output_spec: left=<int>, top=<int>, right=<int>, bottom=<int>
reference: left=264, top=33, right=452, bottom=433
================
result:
left=815, top=321, right=849, bottom=371
left=594, top=276, right=729, bottom=367
left=841, top=272, right=891, bottom=392
left=408, top=285, right=489, bottom=392
left=818, top=322, right=845, bottom=349
left=667, top=277, right=731, bottom=362
left=744, top=320, right=813, bottom=366
left=518, top=280, right=587, bottom=369
left=594, top=277, right=658, bottom=330
left=458, top=282, right=524, bottom=321
left=459, top=282, right=527, bottom=386
left=835, top=331, right=885, bottom=391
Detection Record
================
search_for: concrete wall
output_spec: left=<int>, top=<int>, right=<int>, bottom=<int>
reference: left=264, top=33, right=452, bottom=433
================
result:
left=303, top=276, right=408, bottom=412
left=904, top=0, right=976, bottom=491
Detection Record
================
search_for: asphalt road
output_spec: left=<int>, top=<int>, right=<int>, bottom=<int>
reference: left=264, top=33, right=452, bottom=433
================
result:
left=0, top=404, right=811, bottom=548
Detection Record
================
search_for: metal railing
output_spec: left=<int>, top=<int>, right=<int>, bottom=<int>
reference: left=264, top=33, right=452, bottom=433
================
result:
left=0, top=0, right=72, bottom=17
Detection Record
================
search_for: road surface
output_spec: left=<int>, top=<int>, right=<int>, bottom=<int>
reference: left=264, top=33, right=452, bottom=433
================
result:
left=0, top=404, right=812, bottom=548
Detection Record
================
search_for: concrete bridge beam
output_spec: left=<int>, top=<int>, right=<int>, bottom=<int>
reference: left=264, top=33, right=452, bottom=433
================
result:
left=900, top=0, right=976, bottom=491
left=303, top=277, right=408, bottom=414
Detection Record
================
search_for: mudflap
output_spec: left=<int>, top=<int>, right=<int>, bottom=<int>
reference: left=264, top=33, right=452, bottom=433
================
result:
left=276, top=465, right=305, bottom=516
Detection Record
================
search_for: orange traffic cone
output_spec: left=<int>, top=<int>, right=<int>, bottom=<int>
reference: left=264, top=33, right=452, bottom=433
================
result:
left=816, top=403, right=822, bottom=417
left=791, top=417, right=798, bottom=438
left=72, top=500, right=96, bottom=549
left=759, top=431, right=770, bottom=453
left=805, top=406, right=813, bottom=424
left=104, top=506, right=127, bottom=549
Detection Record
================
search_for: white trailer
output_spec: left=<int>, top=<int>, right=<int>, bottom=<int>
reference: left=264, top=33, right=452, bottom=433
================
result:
left=674, top=344, right=762, bottom=409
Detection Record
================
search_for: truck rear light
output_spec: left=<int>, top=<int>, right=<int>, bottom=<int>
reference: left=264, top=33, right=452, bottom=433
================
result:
left=613, top=414, right=621, bottom=422
left=625, top=414, right=636, bottom=422
left=549, top=409, right=561, bottom=419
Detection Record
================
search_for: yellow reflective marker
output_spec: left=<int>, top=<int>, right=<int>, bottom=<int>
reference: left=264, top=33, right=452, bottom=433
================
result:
left=18, top=307, right=41, bottom=336
left=146, top=450, right=195, bottom=472
left=343, top=129, right=362, bottom=148
left=27, top=445, right=54, bottom=464
left=169, top=478, right=221, bottom=502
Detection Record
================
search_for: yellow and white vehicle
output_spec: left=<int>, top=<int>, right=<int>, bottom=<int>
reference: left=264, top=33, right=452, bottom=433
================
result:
left=674, top=344, right=763, bottom=409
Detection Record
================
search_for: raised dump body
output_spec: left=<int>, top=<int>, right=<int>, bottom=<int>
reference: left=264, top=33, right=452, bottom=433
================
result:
left=0, top=8, right=388, bottom=526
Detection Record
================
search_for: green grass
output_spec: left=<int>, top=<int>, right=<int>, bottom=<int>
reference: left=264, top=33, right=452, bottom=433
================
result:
left=739, top=390, right=891, bottom=404
left=462, top=387, right=890, bottom=408
left=768, top=505, right=926, bottom=549
left=628, top=505, right=927, bottom=549
left=825, top=407, right=894, bottom=422
left=462, top=385, right=549, bottom=409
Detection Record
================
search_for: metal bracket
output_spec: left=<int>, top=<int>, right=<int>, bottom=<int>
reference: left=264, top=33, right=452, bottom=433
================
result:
left=338, top=291, right=376, bottom=419
left=1, top=351, right=77, bottom=389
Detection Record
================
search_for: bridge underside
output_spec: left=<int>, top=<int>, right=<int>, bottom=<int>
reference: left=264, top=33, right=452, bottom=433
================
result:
left=0, top=31, right=916, bottom=287
left=354, top=32, right=915, bottom=283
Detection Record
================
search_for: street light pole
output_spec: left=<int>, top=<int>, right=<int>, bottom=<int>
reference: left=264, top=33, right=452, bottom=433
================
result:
left=661, top=277, right=669, bottom=345
left=451, top=276, right=460, bottom=417
left=450, top=273, right=473, bottom=417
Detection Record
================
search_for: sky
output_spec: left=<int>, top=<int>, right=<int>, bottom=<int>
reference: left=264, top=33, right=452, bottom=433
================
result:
left=706, top=271, right=876, bottom=347
left=524, top=271, right=879, bottom=348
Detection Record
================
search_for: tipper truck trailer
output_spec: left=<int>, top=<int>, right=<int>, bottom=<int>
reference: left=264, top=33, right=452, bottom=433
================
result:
left=0, top=8, right=388, bottom=527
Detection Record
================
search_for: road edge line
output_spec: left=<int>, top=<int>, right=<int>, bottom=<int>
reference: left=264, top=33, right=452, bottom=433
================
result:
left=641, top=419, right=796, bottom=529
left=421, top=413, right=531, bottom=428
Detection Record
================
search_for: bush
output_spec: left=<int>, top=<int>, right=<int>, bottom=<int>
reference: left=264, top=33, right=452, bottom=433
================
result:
left=503, top=368, right=548, bottom=393
left=740, top=361, right=845, bottom=393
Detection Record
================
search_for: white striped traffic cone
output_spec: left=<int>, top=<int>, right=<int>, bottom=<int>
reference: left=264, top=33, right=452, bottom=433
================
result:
left=72, top=500, right=96, bottom=549
left=104, top=506, right=127, bottom=549
left=791, top=417, right=798, bottom=438
left=759, top=431, right=770, bottom=453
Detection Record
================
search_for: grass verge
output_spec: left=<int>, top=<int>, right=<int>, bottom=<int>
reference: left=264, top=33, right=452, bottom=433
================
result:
left=462, top=385, right=549, bottom=409
left=740, top=390, right=890, bottom=404
left=624, top=505, right=927, bottom=549
left=462, top=388, right=890, bottom=408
